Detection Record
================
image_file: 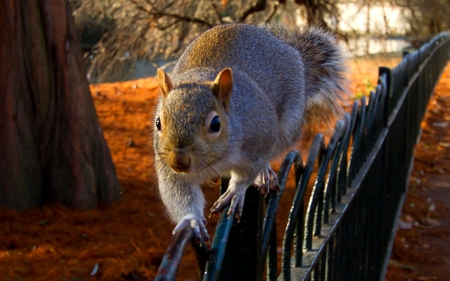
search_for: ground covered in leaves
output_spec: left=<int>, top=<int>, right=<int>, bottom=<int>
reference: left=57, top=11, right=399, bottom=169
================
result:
left=385, top=62, right=450, bottom=281
left=0, top=57, right=449, bottom=280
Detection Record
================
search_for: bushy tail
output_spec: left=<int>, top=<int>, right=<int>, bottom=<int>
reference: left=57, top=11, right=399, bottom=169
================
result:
left=263, top=24, right=348, bottom=126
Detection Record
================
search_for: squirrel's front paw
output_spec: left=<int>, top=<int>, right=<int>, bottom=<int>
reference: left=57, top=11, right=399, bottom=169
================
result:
left=173, top=214, right=210, bottom=245
left=253, top=165, right=280, bottom=195
left=210, top=187, right=246, bottom=220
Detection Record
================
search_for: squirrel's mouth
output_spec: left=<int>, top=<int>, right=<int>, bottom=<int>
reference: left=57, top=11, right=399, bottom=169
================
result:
left=170, top=164, right=190, bottom=173
left=165, top=148, right=226, bottom=176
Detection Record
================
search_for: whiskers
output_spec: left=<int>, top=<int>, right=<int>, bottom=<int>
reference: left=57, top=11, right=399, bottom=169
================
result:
left=153, top=140, right=242, bottom=184
left=195, top=155, right=228, bottom=179
left=118, top=153, right=154, bottom=165
left=195, top=146, right=242, bottom=184
left=115, top=150, right=158, bottom=184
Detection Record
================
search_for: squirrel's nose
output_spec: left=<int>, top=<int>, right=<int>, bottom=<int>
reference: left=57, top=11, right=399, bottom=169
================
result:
left=168, top=149, right=190, bottom=173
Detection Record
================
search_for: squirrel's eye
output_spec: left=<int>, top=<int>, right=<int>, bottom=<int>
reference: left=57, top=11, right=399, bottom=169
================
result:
left=156, top=117, right=162, bottom=131
left=209, top=116, right=221, bottom=132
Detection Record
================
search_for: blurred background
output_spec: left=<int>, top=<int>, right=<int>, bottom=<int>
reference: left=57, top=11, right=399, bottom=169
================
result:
left=69, top=0, right=450, bottom=83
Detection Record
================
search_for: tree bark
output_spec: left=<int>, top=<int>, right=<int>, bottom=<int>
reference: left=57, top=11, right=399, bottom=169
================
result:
left=0, top=0, right=121, bottom=210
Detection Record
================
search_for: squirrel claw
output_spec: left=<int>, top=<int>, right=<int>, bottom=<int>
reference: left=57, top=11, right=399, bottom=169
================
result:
left=173, top=215, right=210, bottom=246
left=254, top=165, right=279, bottom=194
left=210, top=188, right=245, bottom=220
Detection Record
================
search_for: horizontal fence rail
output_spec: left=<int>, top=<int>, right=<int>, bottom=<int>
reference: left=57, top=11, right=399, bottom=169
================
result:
left=155, top=31, right=450, bottom=281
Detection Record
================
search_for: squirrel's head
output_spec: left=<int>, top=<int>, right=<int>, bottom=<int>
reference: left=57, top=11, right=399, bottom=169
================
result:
left=154, top=68, right=233, bottom=175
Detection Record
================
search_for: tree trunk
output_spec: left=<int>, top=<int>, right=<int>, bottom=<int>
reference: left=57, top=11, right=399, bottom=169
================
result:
left=0, top=0, right=121, bottom=210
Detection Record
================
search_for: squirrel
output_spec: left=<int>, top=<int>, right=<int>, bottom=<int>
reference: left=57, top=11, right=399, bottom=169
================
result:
left=153, top=23, right=347, bottom=244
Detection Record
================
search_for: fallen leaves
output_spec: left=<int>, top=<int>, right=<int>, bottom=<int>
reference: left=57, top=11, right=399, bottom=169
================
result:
left=387, top=62, right=450, bottom=281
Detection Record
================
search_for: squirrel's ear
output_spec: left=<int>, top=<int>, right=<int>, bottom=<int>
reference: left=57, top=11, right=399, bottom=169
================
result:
left=157, top=68, right=173, bottom=98
left=211, top=68, right=233, bottom=111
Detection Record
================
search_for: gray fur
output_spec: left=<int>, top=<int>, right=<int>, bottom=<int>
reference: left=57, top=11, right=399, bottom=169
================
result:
left=153, top=23, right=347, bottom=242
left=262, top=24, right=348, bottom=123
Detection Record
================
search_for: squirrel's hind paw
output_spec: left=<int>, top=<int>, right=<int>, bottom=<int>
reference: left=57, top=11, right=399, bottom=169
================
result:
left=173, top=214, right=210, bottom=245
left=253, top=165, right=280, bottom=195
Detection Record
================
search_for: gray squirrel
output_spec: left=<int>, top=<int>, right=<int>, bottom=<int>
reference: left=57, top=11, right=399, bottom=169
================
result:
left=153, top=23, right=347, bottom=244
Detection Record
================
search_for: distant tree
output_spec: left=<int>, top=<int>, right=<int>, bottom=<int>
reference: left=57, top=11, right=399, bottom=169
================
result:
left=0, top=0, right=121, bottom=210
left=69, top=0, right=344, bottom=82
left=391, top=0, right=450, bottom=41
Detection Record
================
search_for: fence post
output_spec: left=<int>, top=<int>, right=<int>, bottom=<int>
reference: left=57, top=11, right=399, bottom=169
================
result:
left=217, top=179, right=263, bottom=281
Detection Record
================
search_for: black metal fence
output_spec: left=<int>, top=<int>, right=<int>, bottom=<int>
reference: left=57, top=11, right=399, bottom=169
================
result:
left=155, top=31, right=450, bottom=281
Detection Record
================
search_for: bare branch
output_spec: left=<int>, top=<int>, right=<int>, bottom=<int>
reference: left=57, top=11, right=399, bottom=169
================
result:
left=151, top=11, right=214, bottom=27
left=73, top=0, right=450, bottom=82
left=129, top=0, right=214, bottom=27
left=210, top=0, right=224, bottom=24
left=239, top=0, right=267, bottom=22
left=128, top=0, right=151, bottom=14
left=265, top=1, right=280, bottom=23
left=155, top=19, right=182, bottom=31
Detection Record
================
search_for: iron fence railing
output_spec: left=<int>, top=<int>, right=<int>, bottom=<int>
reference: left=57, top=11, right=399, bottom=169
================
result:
left=155, top=31, right=450, bottom=281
